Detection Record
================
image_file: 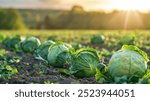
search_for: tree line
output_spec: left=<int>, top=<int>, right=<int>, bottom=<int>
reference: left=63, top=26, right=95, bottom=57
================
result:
left=1, top=6, right=150, bottom=30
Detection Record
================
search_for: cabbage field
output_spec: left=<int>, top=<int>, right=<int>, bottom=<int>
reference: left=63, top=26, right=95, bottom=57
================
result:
left=0, top=30, right=150, bottom=84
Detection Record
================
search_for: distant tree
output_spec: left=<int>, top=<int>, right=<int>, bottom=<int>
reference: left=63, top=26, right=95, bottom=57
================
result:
left=43, top=15, right=53, bottom=29
left=11, top=6, right=150, bottom=30
left=36, top=21, right=42, bottom=29
left=0, top=9, right=26, bottom=29
left=71, top=5, right=85, bottom=13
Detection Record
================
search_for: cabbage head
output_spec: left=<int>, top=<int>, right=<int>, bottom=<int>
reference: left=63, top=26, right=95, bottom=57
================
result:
left=35, top=40, right=55, bottom=61
left=47, top=42, right=74, bottom=67
left=91, top=35, right=105, bottom=44
left=71, top=42, right=82, bottom=50
left=70, top=48, right=105, bottom=78
left=117, top=35, right=135, bottom=48
left=20, top=37, right=41, bottom=53
left=108, top=45, right=149, bottom=80
left=121, top=35, right=135, bottom=45
left=2, top=35, right=21, bottom=51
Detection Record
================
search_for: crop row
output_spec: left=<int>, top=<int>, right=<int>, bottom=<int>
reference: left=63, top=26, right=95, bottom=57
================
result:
left=0, top=35, right=150, bottom=84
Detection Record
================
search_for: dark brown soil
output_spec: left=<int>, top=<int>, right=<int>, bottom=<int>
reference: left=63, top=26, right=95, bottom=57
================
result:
left=0, top=50, right=97, bottom=84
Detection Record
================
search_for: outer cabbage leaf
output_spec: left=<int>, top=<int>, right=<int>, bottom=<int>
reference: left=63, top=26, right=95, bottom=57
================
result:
left=122, top=45, right=149, bottom=62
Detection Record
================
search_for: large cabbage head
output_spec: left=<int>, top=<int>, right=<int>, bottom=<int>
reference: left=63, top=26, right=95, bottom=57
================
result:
left=70, top=48, right=105, bottom=78
left=47, top=42, right=74, bottom=67
left=35, top=40, right=55, bottom=61
left=20, top=37, right=41, bottom=53
left=108, top=45, right=149, bottom=80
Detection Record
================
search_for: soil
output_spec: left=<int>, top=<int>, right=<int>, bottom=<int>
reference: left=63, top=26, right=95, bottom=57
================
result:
left=0, top=47, right=97, bottom=84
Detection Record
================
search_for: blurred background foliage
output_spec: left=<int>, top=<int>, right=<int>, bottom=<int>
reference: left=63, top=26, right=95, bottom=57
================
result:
left=1, top=5, right=150, bottom=30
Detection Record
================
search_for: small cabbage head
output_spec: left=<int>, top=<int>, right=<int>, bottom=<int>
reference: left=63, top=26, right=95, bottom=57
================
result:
left=122, top=35, right=135, bottom=45
left=35, top=40, right=55, bottom=61
left=47, top=42, right=74, bottom=67
left=70, top=48, right=105, bottom=78
left=20, top=37, right=41, bottom=53
left=118, top=35, right=135, bottom=48
left=71, top=42, right=82, bottom=50
left=91, top=35, right=105, bottom=44
left=2, top=35, right=21, bottom=51
left=48, top=35, right=57, bottom=41
left=108, top=45, right=149, bottom=80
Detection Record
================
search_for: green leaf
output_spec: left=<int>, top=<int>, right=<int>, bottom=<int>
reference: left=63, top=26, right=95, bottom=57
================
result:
left=12, top=69, right=18, bottom=74
left=0, top=49, right=6, bottom=55
left=75, top=48, right=99, bottom=58
left=143, top=69, right=150, bottom=79
left=6, top=65, right=12, bottom=70
left=95, top=68, right=106, bottom=81
left=122, top=45, right=149, bottom=62
left=58, top=69, right=71, bottom=76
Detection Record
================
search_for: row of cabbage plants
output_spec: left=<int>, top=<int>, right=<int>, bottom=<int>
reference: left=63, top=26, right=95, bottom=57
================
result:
left=1, top=35, right=150, bottom=84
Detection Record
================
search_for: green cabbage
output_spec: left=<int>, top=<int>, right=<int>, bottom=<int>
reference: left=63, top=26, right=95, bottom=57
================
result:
left=108, top=45, right=148, bottom=81
left=71, top=42, right=82, bottom=50
left=2, top=35, right=21, bottom=51
left=117, top=35, right=135, bottom=48
left=34, top=40, right=55, bottom=61
left=91, top=35, right=105, bottom=44
left=121, top=35, right=135, bottom=45
left=20, top=37, right=41, bottom=53
left=47, top=42, right=73, bottom=67
left=70, top=48, right=105, bottom=78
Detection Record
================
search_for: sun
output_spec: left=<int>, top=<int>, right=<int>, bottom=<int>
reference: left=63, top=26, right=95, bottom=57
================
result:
left=109, top=0, right=150, bottom=12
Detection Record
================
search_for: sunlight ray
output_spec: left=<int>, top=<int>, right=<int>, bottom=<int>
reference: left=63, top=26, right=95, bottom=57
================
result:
left=123, top=11, right=144, bottom=29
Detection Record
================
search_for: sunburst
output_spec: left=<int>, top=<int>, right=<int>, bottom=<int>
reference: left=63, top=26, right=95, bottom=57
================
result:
left=108, top=0, right=150, bottom=12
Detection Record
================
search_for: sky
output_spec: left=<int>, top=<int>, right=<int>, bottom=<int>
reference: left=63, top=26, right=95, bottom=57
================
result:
left=0, top=0, right=150, bottom=12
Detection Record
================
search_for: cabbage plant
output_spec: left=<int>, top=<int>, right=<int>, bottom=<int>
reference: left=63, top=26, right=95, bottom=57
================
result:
left=117, top=35, right=135, bottom=48
left=71, top=42, right=82, bottom=50
left=34, top=40, right=55, bottom=61
left=121, top=35, right=135, bottom=45
left=70, top=48, right=105, bottom=78
left=91, top=35, right=105, bottom=44
left=47, top=42, right=74, bottom=67
left=108, top=45, right=149, bottom=82
left=20, top=37, right=41, bottom=53
left=2, top=35, right=21, bottom=51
